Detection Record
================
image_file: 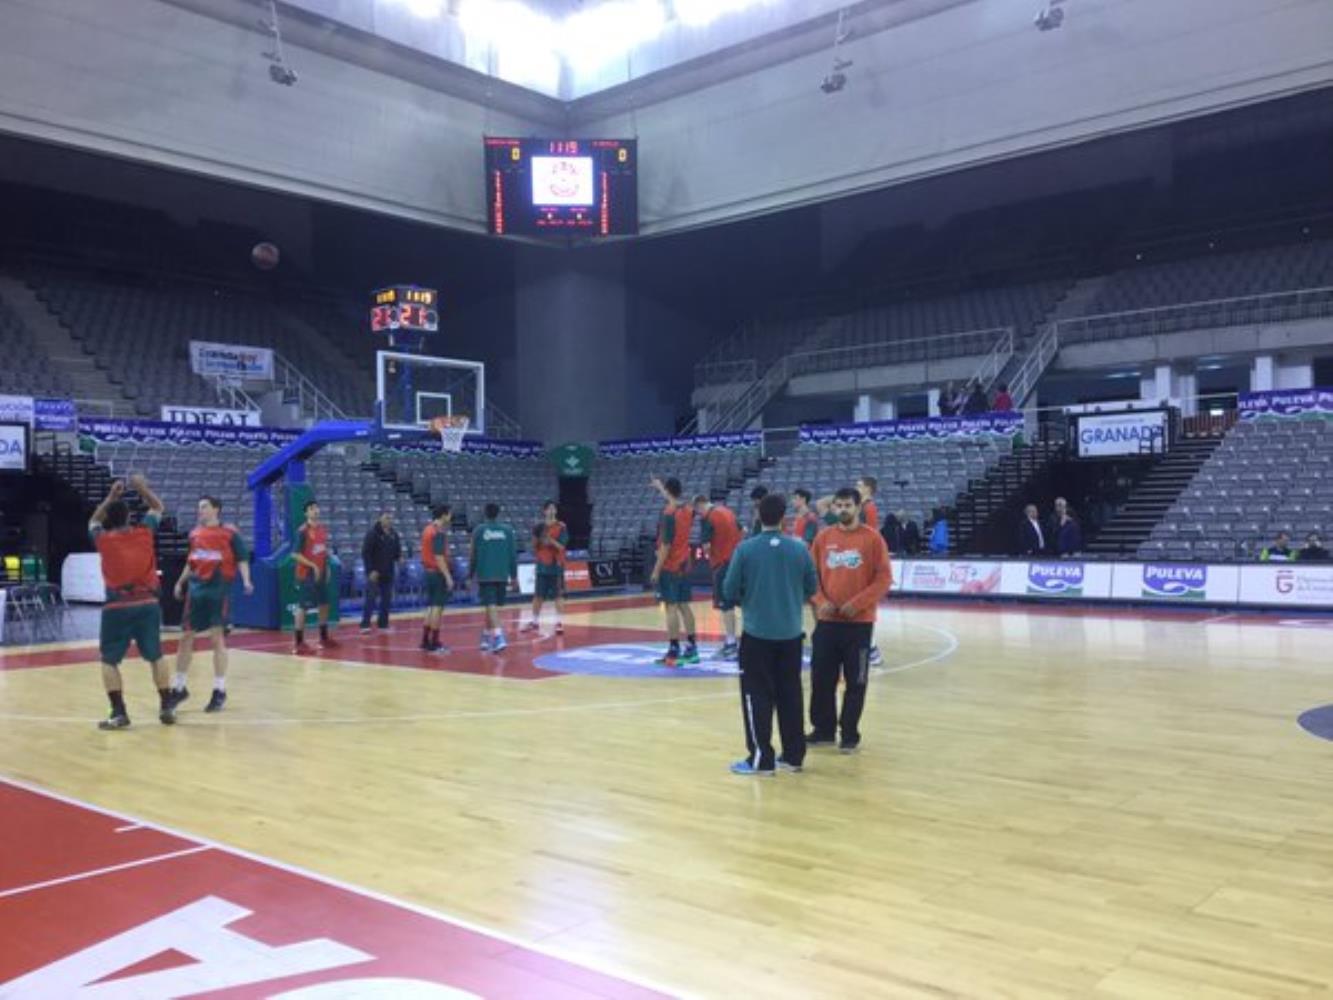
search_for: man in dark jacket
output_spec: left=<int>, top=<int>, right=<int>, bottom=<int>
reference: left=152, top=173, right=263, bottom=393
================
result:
left=1017, top=503, right=1046, bottom=555
left=1048, top=497, right=1083, bottom=558
left=359, top=512, right=402, bottom=632
left=881, top=510, right=904, bottom=555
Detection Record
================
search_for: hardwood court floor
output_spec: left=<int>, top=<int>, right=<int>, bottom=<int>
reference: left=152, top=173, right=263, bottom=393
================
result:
left=3, top=596, right=1333, bottom=998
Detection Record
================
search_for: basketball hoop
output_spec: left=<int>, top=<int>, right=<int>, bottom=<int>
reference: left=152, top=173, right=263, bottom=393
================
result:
left=429, top=415, right=470, bottom=453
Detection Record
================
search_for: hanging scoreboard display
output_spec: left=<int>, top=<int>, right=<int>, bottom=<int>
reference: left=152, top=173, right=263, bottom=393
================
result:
left=370, top=287, right=439, bottom=334
left=484, top=138, right=638, bottom=237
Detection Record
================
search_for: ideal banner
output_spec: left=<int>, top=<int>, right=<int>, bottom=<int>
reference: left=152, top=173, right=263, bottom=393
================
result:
left=1074, top=410, right=1168, bottom=458
left=1238, top=564, right=1333, bottom=607
left=599, top=431, right=762, bottom=457
left=1238, top=387, right=1333, bottom=421
left=799, top=411, right=1023, bottom=446
left=161, top=405, right=262, bottom=427
left=189, top=341, right=275, bottom=380
left=1110, top=563, right=1241, bottom=603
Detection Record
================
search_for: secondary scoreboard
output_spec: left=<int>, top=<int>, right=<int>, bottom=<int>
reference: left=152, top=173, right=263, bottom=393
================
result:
left=484, top=137, right=638, bottom=237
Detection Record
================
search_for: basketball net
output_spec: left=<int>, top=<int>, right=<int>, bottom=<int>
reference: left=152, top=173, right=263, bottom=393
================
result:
left=429, top=415, right=470, bottom=453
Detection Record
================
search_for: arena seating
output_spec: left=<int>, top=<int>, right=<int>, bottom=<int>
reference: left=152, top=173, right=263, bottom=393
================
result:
left=588, top=447, right=760, bottom=557
left=370, top=449, right=557, bottom=537
left=27, top=271, right=373, bottom=417
left=0, top=297, right=73, bottom=398
left=1137, top=420, right=1333, bottom=562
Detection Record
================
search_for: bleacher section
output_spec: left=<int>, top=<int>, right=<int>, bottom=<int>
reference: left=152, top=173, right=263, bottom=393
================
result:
left=27, top=271, right=372, bottom=417
left=1063, top=240, right=1333, bottom=344
left=371, top=450, right=557, bottom=535
left=0, top=297, right=72, bottom=398
left=1138, top=420, right=1333, bottom=562
left=588, top=447, right=760, bottom=557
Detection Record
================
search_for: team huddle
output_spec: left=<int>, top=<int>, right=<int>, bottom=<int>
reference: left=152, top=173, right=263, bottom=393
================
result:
left=649, top=475, right=893, bottom=774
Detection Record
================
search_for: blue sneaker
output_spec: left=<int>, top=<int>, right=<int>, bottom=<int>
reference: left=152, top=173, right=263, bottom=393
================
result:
left=491, top=633, right=508, bottom=653
left=730, top=759, right=775, bottom=777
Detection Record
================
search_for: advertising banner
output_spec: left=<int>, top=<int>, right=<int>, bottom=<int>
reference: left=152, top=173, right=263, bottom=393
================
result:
left=161, top=405, right=262, bottom=427
left=1238, top=388, right=1333, bottom=421
left=800, top=411, right=1023, bottom=446
left=565, top=559, right=592, bottom=592
left=1004, top=561, right=1114, bottom=599
left=79, top=419, right=302, bottom=449
left=1238, top=564, right=1333, bottom=607
left=33, top=398, right=77, bottom=432
left=1110, top=563, right=1241, bottom=603
left=1074, top=410, right=1168, bottom=458
left=900, top=560, right=1004, bottom=596
left=599, top=431, right=762, bottom=457
left=0, top=422, right=29, bottom=472
left=589, top=559, right=622, bottom=588
left=188, top=341, right=275, bottom=380
left=0, top=395, right=34, bottom=425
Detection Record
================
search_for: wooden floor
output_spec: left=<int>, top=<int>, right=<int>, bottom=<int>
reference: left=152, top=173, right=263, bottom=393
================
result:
left=3, top=595, right=1333, bottom=998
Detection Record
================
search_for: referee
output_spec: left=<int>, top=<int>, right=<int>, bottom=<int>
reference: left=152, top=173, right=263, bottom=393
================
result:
left=722, top=492, right=818, bottom=776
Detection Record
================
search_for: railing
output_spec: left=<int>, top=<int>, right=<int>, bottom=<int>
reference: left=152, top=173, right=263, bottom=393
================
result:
left=73, top=398, right=116, bottom=418
left=273, top=353, right=346, bottom=423
left=211, top=376, right=262, bottom=414
left=1055, top=285, right=1333, bottom=344
left=484, top=400, right=523, bottom=440
left=693, top=358, right=759, bottom=389
left=974, top=328, right=1015, bottom=394
left=1010, top=323, right=1059, bottom=409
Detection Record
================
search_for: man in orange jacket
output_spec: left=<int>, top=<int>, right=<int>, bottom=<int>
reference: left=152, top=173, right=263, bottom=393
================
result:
left=808, top=486, right=893, bottom=753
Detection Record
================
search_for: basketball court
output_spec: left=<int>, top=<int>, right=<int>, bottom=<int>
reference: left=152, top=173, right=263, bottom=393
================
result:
left=4, top=595, right=1333, bottom=997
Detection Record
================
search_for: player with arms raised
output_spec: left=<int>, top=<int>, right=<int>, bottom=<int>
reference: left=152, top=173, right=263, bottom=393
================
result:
left=89, top=474, right=173, bottom=730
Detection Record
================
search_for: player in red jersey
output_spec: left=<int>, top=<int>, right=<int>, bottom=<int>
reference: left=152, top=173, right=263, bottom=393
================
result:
left=293, top=500, right=336, bottom=655
left=522, top=501, right=569, bottom=635
left=649, top=476, right=697, bottom=666
left=89, top=474, right=174, bottom=730
left=787, top=489, right=821, bottom=547
left=419, top=505, right=454, bottom=653
left=170, top=495, right=254, bottom=713
left=818, top=477, right=886, bottom=665
left=693, top=494, right=742, bottom=660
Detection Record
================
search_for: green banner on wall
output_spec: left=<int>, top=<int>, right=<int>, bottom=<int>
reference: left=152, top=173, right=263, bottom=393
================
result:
left=549, top=443, right=594, bottom=478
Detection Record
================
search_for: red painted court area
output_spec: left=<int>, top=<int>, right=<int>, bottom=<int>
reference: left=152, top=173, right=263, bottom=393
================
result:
left=0, top=781, right=668, bottom=998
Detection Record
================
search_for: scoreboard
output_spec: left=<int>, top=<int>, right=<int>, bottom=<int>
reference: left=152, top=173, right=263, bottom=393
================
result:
left=370, top=286, right=439, bottom=334
left=484, top=138, right=638, bottom=237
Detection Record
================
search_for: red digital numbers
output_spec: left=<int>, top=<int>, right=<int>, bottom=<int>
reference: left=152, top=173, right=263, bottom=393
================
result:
left=549, top=140, right=579, bottom=155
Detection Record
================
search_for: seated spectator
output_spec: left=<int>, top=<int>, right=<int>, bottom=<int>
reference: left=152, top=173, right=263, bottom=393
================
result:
left=963, top=380, right=989, bottom=415
left=1260, top=531, right=1295, bottom=562
left=881, top=509, right=904, bottom=554
left=928, top=510, right=950, bottom=554
left=1297, top=532, right=1330, bottom=562
left=993, top=383, right=1014, bottom=412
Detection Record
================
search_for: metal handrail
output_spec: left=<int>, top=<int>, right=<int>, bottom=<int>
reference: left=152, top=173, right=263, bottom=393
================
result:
left=1055, top=284, right=1333, bottom=331
left=272, top=353, right=345, bottom=423
left=1010, top=323, right=1059, bottom=409
left=781, top=325, right=1013, bottom=377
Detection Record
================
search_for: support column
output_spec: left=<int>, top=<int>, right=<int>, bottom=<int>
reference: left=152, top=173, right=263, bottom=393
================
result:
left=927, top=389, right=941, bottom=417
left=1251, top=354, right=1275, bottom=393
left=853, top=394, right=872, bottom=424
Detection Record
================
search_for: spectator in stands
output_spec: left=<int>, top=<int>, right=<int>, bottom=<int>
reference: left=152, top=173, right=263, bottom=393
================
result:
left=938, top=382, right=958, bottom=417
left=359, top=512, right=401, bottom=633
left=963, top=380, right=989, bottom=415
left=1260, top=531, right=1295, bottom=562
left=928, top=509, right=950, bottom=555
left=1298, top=531, right=1331, bottom=563
left=749, top=485, right=769, bottom=536
left=1049, top=497, right=1083, bottom=557
left=993, top=383, right=1014, bottom=412
left=881, top=509, right=905, bottom=554
left=1017, top=503, right=1045, bottom=555
left=901, top=513, right=922, bottom=556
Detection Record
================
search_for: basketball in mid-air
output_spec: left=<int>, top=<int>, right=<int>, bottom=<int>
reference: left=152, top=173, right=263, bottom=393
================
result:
left=251, top=241, right=281, bottom=270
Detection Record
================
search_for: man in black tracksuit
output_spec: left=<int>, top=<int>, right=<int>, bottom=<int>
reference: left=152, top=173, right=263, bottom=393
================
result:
left=359, top=512, right=402, bottom=632
left=722, top=492, right=818, bottom=776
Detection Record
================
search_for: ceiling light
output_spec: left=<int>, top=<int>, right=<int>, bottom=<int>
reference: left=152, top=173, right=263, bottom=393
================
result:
left=395, top=0, right=445, bottom=18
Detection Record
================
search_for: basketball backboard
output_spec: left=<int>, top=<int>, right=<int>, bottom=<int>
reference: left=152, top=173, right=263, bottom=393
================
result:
left=376, top=351, right=485, bottom=436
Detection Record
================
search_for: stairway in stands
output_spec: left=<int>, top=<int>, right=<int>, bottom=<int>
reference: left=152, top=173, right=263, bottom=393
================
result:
left=952, top=437, right=1067, bottom=555
left=1083, top=437, right=1221, bottom=559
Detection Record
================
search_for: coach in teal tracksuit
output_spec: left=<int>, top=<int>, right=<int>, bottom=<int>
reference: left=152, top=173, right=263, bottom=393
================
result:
left=722, top=492, right=818, bottom=776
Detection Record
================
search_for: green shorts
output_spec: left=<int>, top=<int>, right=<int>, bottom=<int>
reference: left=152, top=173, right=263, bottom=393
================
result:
left=100, top=603, right=163, bottom=666
left=656, top=570, right=692, bottom=605
left=185, top=586, right=229, bottom=633
left=478, top=581, right=508, bottom=608
left=535, top=571, right=564, bottom=601
left=425, top=572, right=451, bottom=608
left=297, top=575, right=326, bottom=612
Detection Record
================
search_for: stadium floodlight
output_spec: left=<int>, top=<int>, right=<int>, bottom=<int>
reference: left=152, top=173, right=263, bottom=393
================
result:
left=260, top=0, right=298, bottom=87
left=562, top=0, right=666, bottom=70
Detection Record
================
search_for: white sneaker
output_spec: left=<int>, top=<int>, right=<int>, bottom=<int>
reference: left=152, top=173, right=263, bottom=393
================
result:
left=868, top=647, right=884, bottom=667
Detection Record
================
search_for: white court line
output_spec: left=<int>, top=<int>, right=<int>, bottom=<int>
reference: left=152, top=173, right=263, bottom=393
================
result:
left=114, top=824, right=144, bottom=833
left=0, top=845, right=210, bottom=900
left=1199, top=613, right=1239, bottom=625
left=876, top=624, right=961, bottom=674
left=0, top=776, right=691, bottom=999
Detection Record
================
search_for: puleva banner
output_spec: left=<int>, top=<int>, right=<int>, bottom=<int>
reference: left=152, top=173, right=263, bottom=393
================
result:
left=1238, top=388, right=1333, bottom=421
